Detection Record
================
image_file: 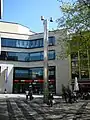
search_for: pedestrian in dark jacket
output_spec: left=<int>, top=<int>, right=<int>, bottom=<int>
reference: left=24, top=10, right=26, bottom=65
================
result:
left=48, top=93, right=53, bottom=107
left=67, top=86, right=72, bottom=103
left=29, top=90, right=33, bottom=100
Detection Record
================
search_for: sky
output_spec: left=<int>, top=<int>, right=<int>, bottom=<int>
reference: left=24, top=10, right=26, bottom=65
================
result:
left=1, top=0, right=74, bottom=33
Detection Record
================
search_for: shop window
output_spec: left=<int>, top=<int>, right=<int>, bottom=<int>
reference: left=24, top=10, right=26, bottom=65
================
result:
left=71, top=69, right=79, bottom=79
left=71, top=61, right=78, bottom=67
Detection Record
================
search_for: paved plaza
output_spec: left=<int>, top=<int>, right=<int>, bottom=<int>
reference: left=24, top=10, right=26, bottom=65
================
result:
left=0, top=94, right=90, bottom=120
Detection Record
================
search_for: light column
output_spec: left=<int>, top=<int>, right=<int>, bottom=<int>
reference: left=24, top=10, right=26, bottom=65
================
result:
left=41, top=16, right=53, bottom=103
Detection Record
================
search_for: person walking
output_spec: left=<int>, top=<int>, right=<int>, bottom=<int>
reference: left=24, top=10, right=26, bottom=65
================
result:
left=48, top=92, right=53, bottom=107
left=73, top=91, right=77, bottom=102
left=29, top=90, right=33, bottom=101
left=4, top=89, right=7, bottom=94
left=25, top=90, right=29, bottom=100
left=67, top=86, right=72, bottom=104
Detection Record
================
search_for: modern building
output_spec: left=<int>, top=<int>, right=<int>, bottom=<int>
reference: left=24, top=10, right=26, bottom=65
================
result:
left=70, top=48, right=90, bottom=92
left=0, top=21, right=69, bottom=94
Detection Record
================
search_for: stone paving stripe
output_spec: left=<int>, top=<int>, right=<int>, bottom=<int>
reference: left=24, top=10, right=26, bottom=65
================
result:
left=72, top=102, right=88, bottom=120
left=0, top=99, right=9, bottom=120
left=17, top=99, right=44, bottom=120
left=15, top=100, right=35, bottom=120
left=26, top=100, right=49, bottom=120
left=6, top=99, right=17, bottom=120
left=9, top=99, right=27, bottom=120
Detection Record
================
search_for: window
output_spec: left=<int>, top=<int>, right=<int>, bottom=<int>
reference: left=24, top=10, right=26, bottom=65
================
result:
left=15, top=69, right=29, bottom=79
left=0, top=51, right=7, bottom=60
left=0, top=51, right=55, bottom=61
left=30, top=52, right=43, bottom=61
left=48, top=66, right=55, bottom=79
left=39, top=39, right=43, bottom=47
left=81, top=70, right=89, bottom=79
left=7, top=52, right=29, bottom=61
left=1, top=37, right=55, bottom=49
left=7, top=52, right=17, bottom=61
left=30, top=68, right=43, bottom=80
left=71, top=61, right=78, bottom=67
left=48, top=36, right=55, bottom=46
left=35, top=40, right=39, bottom=47
left=16, top=40, right=30, bottom=48
left=48, top=50, right=55, bottom=60
left=71, top=69, right=79, bottom=79
left=16, top=52, right=29, bottom=61
left=1, top=38, right=16, bottom=47
left=14, top=66, right=55, bottom=80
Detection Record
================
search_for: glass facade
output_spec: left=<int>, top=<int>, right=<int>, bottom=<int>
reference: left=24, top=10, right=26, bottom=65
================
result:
left=71, top=50, right=90, bottom=80
left=1, top=36, right=55, bottom=48
left=1, top=36, right=56, bottom=94
left=13, top=66, right=56, bottom=94
left=0, top=50, right=55, bottom=62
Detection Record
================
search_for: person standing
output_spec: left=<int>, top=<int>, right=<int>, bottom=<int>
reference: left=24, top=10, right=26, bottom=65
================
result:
left=67, top=86, right=72, bottom=103
left=25, top=90, right=29, bottom=100
left=29, top=90, right=33, bottom=101
left=73, top=91, right=77, bottom=102
left=48, top=92, right=53, bottom=107
left=4, top=89, right=7, bottom=94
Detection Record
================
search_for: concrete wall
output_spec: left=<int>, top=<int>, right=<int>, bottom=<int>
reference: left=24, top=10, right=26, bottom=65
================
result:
left=0, top=21, right=34, bottom=35
left=0, top=64, right=14, bottom=93
left=55, top=29, right=69, bottom=94
left=56, top=60, right=69, bottom=95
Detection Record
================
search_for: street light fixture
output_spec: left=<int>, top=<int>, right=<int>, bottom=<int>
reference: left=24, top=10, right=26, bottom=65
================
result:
left=41, top=16, right=53, bottom=103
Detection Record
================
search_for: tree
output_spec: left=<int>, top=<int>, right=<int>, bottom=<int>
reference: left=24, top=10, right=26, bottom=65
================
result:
left=57, top=0, right=90, bottom=58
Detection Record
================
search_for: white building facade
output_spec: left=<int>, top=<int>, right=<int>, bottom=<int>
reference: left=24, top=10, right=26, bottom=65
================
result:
left=0, top=21, right=69, bottom=94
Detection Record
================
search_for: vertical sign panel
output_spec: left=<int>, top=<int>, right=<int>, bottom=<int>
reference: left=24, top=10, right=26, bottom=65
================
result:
left=5, top=67, right=8, bottom=83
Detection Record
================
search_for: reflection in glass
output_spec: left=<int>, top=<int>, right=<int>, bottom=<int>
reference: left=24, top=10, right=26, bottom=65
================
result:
left=30, top=52, right=43, bottom=61
left=49, top=36, right=55, bottom=46
left=0, top=50, right=55, bottom=61
left=14, top=66, right=56, bottom=94
left=1, top=37, right=55, bottom=49
left=48, top=51, right=55, bottom=60
left=16, top=52, right=29, bottom=61
left=7, top=52, right=18, bottom=61
left=15, top=69, right=29, bottom=78
left=30, top=68, right=43, bottom=80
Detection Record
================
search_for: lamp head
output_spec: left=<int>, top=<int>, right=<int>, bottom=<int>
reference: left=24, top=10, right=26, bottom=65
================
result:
left=50, top=17, right=53, bottom=22
left=41, top=16, right=44, bottom=21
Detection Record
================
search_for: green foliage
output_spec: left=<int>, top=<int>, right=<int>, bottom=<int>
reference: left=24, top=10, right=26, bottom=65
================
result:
left=57, top=0, right=90, bottom=58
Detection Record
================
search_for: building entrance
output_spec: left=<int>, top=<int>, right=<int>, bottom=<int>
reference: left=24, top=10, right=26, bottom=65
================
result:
left=13, top=83, right=28, bottom=93
left=13, top=66, right=56, bottom=94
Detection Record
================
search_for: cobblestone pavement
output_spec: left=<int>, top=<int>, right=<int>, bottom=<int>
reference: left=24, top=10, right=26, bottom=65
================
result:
left=0, top=97, right=90, bottom=120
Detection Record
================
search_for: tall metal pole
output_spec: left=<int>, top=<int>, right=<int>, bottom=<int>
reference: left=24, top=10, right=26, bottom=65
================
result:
left=43, top=19, right=49, bottom=103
